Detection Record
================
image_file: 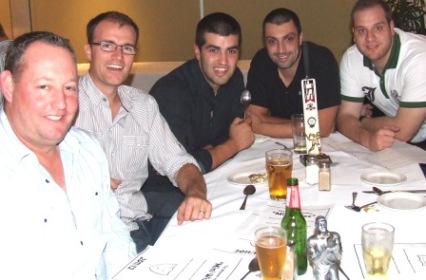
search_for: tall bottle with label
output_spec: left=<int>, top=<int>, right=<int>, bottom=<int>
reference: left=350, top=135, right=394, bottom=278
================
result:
left=281, top=178, right=307, bottom=275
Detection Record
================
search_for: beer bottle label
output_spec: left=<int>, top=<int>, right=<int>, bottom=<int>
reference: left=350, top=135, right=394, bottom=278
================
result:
left=286, top=185, right=301, bottom=209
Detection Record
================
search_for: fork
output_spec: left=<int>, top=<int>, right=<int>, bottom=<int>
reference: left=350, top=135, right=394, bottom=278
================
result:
left=345, top=192, right=360, bottom=211
left=275, top=141, right=293, bottom=150
left=345, top=192, right=377, bottom=212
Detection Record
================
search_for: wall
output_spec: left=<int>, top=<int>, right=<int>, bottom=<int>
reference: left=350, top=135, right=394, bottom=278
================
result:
left=204, top=0, right=354, bottom=60
left=21, top=0, right=354, bottom=63
left=0, top=0, right=12, bottom=36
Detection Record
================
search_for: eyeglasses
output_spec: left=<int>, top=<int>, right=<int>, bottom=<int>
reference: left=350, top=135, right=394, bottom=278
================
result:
left=91, top=41, right=138, bottom=55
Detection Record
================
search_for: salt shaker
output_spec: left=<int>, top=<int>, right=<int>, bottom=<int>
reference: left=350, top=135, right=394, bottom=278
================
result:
left=305, top=155, right=318, bottom=185
left=318, top=161, right=331, bottom=191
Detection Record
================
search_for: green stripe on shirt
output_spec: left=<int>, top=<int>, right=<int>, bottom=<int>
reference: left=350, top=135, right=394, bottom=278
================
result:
left=341, top=95, right=364, bottom=103
left=400, top=101, right=426, bottom=108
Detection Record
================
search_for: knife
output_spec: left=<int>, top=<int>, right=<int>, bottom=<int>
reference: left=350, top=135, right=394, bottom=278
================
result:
left=363, top=189, right=426, bottom=194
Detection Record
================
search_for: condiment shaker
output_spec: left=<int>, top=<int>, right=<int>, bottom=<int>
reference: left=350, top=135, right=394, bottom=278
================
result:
left=305, top=155, right=318, bottom=185
left=318, top=161, right=331, bottom=191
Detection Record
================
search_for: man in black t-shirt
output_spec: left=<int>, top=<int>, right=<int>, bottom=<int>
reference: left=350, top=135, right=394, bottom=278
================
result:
left=246, top=8, right=341, bottom=138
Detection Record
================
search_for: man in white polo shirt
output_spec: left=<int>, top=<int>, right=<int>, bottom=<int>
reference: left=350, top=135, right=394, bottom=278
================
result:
left=337, top=0, right=426, bottom=151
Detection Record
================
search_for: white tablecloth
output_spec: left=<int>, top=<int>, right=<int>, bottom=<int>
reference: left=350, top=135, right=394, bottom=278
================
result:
left=114, top=133, right=426, bottom=280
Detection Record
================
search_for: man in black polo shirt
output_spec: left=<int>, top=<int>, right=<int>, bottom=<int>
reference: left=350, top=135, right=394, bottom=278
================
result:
left=142, top=12, right=254, bottom=218
left=247, top=8, right=341, bottom=138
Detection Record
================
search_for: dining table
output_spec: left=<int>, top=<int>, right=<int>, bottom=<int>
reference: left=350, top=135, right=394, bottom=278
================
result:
left=113, top=132, right=426, bottom=280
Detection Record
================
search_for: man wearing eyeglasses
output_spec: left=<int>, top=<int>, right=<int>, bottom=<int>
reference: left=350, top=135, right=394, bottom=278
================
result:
left=75, top=11, right=212, bottom=253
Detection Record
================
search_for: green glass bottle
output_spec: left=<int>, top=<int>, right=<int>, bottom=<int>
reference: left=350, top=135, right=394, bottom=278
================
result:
left=281, top=177, right=307, bottom=275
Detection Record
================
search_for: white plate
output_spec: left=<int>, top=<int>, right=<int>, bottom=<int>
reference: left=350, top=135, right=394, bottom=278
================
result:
left=360, top=171, right=407, bottom=186
left=227, top=171, right=267, bottom=186
left=254, top=134, right=270, bottom=144
left=377, top=192, right=426, bottom=211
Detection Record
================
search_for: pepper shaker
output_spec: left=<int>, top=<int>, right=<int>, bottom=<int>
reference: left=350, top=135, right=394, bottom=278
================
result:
left=318, top=161, right=331, bottom=191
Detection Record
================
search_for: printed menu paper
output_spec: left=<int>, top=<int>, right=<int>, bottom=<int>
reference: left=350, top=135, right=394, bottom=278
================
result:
left=113, top=202, right=334, bottom=280
left=112, top=244, right=256, bottom=280
left=354, top=243, right=426, bottom=280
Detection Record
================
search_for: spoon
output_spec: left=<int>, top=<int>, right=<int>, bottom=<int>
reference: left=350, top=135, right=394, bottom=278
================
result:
left=240, top=184, right=256, bottom=210
left=240, top=256, right=259, bottom=280
left=240, top=90, right=251, bottom=117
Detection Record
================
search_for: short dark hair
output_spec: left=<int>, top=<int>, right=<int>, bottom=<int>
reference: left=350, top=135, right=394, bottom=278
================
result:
left=195, top=12, right=241, bottom=49
left=351, top=0, right=393, bottom=28
left=86, top=11, right=139, bottom=45
left=5, top=31, right=76, bottom=82
left=263, top=8, right=302, bottom=37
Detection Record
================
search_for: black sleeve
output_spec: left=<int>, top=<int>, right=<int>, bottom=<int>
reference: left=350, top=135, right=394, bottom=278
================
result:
left=150, top=78, right=212, bottom=173
left=246, top=50, right=270, bottom=109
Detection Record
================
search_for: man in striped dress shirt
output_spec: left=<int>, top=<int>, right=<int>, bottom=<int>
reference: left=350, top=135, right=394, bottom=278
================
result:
left=75, top=11, right=212, bottom=253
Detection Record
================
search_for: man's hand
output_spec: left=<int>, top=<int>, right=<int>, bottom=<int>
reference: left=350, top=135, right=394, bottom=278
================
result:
left=247, top=112, right=262, bottom=134
left=338, top=100, right=401, bottom=151
left=204, top=117, right=254, bottom=170
left=175, top=164, right=212, bottom=225
left=360, top=103, right=374, bottom=119
left=229, top=116, right=255, bottom=151
left=177, top=195, right=212, bottom=225
left=110, top=178, right=122, bottom=191
left=367, top=125, right=400, bottom=151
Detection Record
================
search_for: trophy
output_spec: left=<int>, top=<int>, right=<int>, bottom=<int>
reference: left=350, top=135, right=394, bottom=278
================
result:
left=307, top=216, right=349, bottom=280
left=301, top=78, right=321, bottom=155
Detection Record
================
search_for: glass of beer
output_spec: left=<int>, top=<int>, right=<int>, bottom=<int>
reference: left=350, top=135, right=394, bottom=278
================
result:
left=255, top=226, right=287, bottom=280
left=265, top=149, right=293, bottom=200
left=362, top=222, right=395, bottom=279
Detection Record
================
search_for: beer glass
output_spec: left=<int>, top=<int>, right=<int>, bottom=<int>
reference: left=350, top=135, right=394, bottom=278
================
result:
left=265, top=149, right=293, bottom=200
left=291, top=114, right=307, bottom=154
left=362, top=222, right=395, bottom=279
left=255, top=226, right=287, bottom=280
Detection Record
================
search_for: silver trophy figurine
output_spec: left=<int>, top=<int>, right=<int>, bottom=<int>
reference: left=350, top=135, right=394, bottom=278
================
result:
left=307, top=216, right=346, bottom=280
